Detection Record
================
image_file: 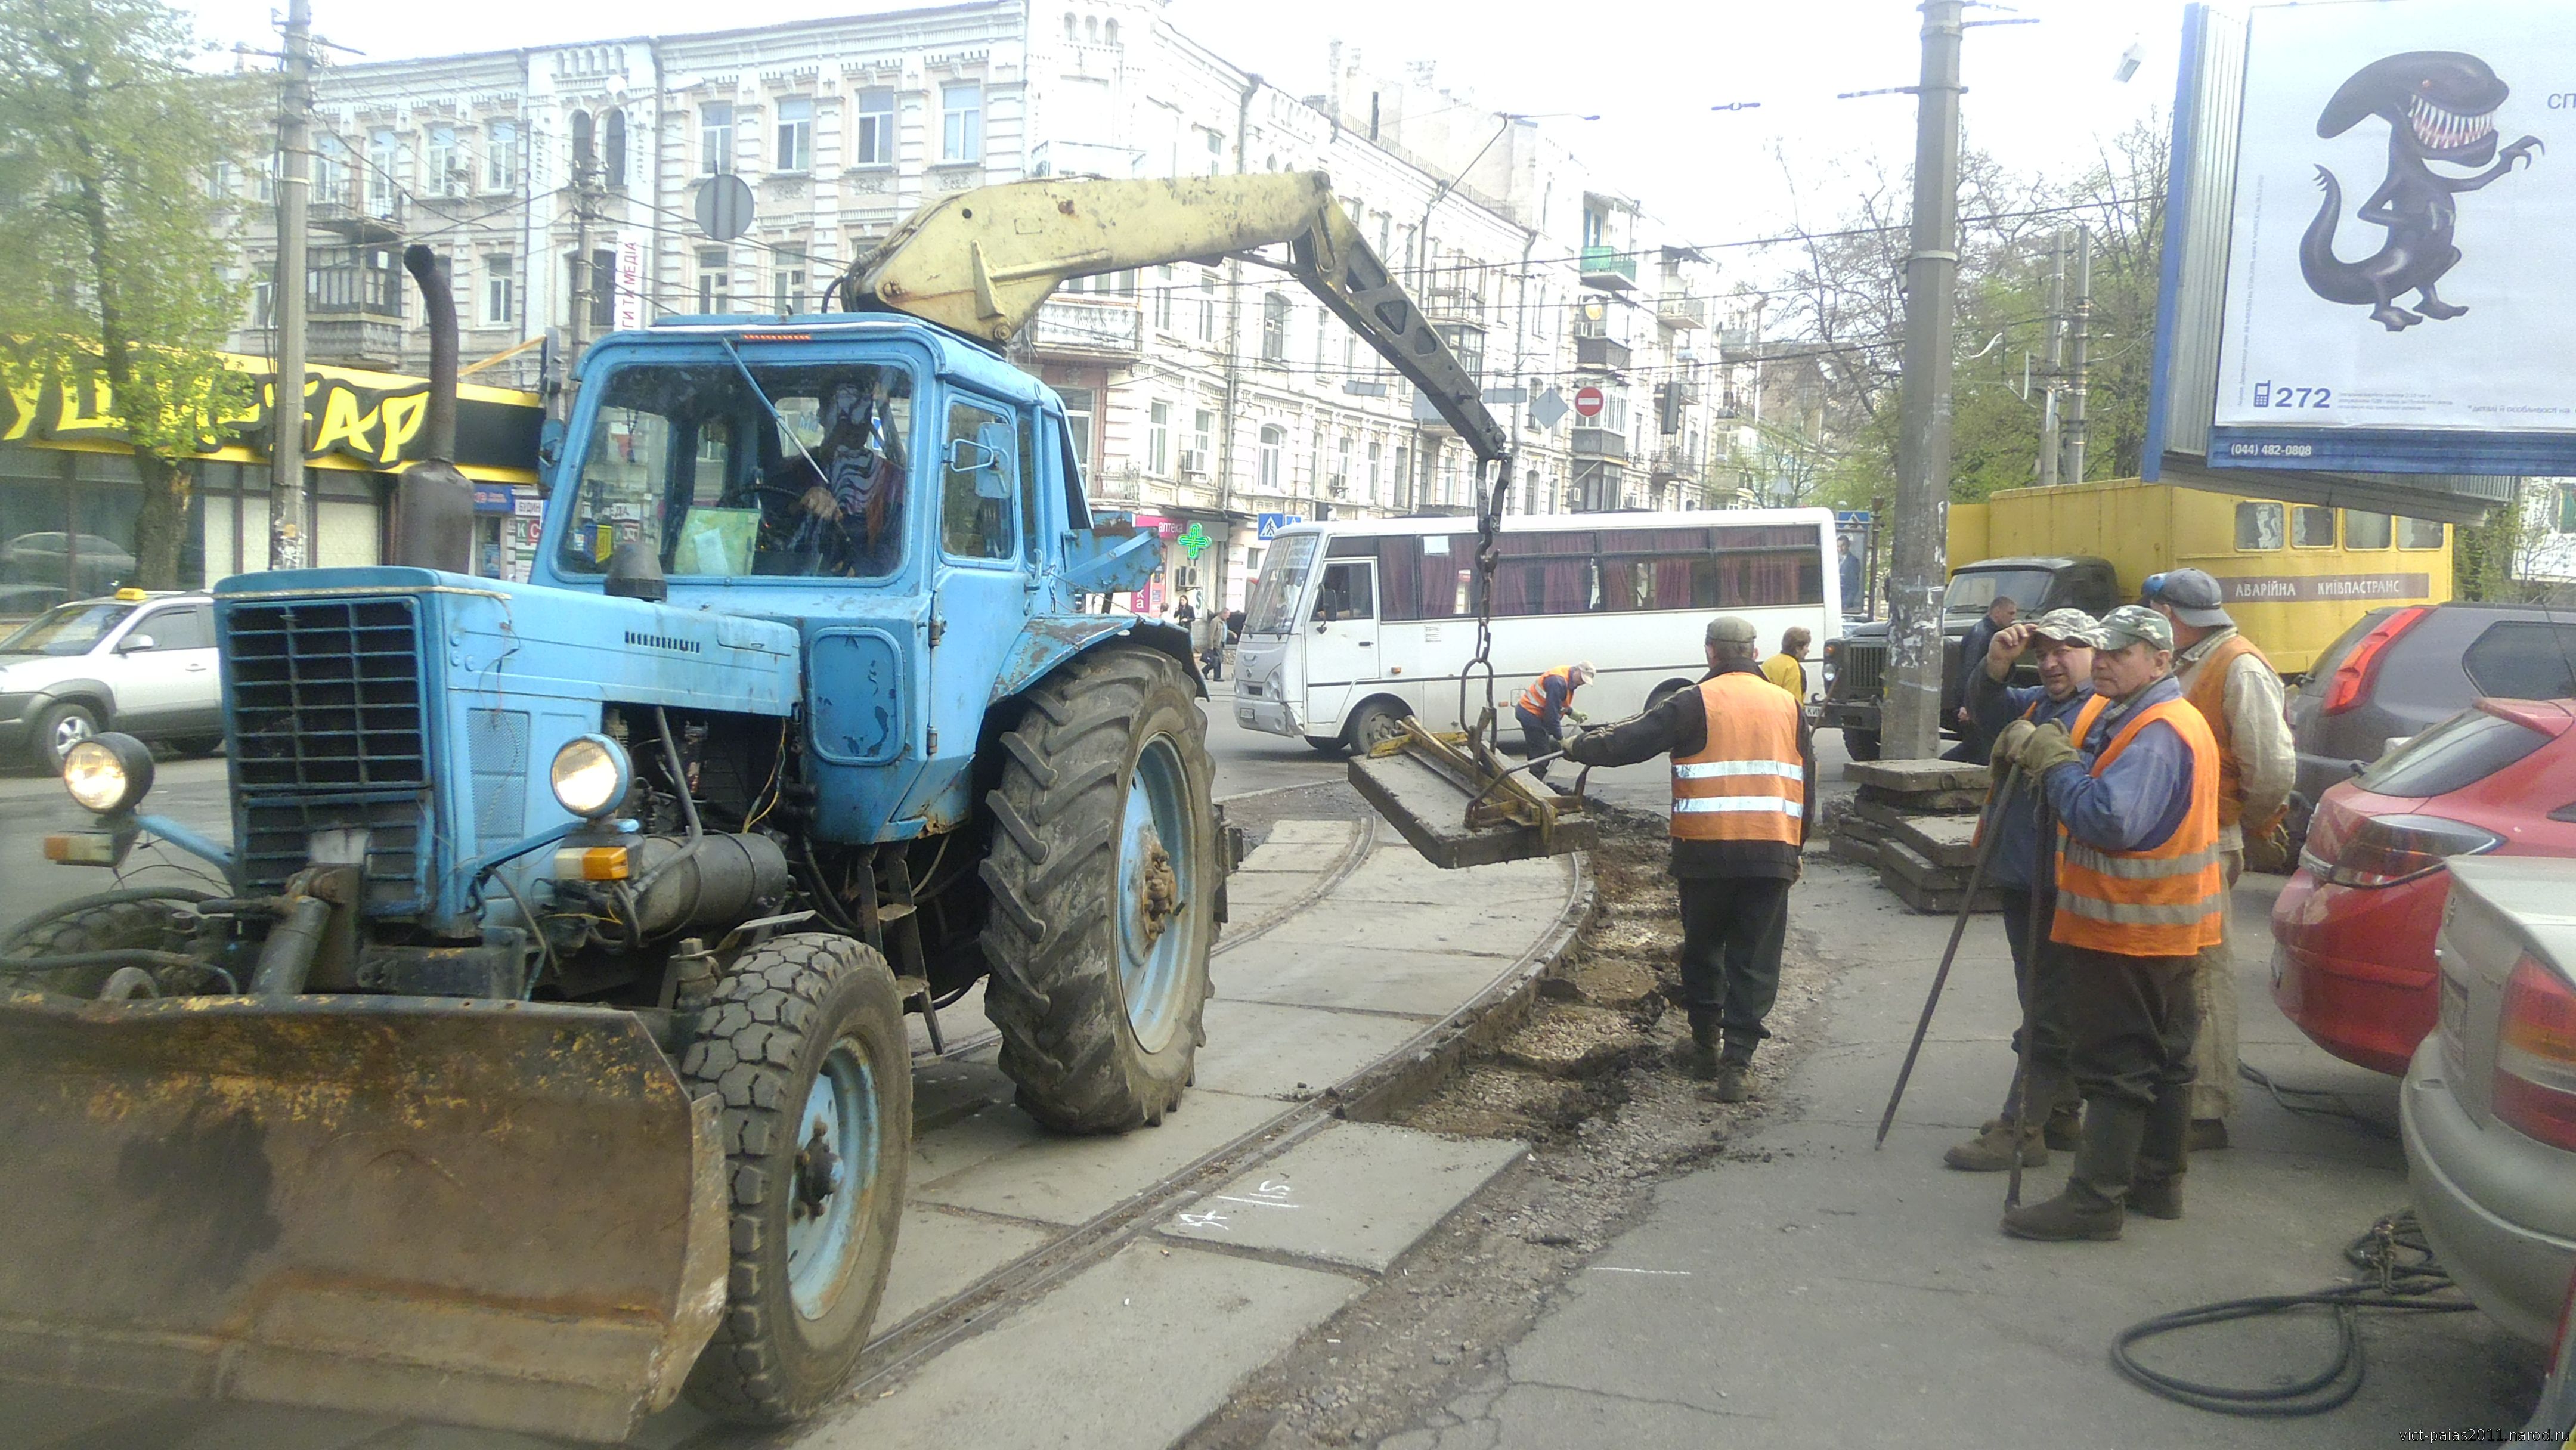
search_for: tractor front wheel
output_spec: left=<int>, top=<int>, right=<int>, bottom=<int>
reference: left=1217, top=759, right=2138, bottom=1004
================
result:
left=1, top=898, right=207, bottom=998
left=980, top=644, right=1218, bottom=1133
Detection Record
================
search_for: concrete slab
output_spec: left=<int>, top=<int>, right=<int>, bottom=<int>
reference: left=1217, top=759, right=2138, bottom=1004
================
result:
left=802, top=1241, right=1361, bottom=1450
left=875, top=1203, right=1057, bottom=1328
left=1232, top=840, right=1358, bottom=873
left=912, top=1089, right=1286, bottom=1225
left=1222, top=944, right=1522, bottom=1018
left=1191, top=998, right=1429, bottom=1099
left=1158, top=1121, right=1527, bottom=1273
left=1257, top=898, right=1539, bottom=953
left=1261, top=820, right=1365, bottom=847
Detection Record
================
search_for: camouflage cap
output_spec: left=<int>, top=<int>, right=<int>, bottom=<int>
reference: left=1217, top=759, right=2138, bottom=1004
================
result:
left=2096, top=603, right=2175, bottom=652
left=2026, top=608, right=2104, bottom=648
left=1705, top=615, right=1759, bottom=645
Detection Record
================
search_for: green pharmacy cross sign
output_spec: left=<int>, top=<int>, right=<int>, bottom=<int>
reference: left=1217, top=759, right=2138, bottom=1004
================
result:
left=1175, top=523, right=1212, bottom=559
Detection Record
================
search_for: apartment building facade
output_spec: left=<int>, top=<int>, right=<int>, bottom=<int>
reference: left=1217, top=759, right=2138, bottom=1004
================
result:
left=218, top=0, right=1735, bottom=605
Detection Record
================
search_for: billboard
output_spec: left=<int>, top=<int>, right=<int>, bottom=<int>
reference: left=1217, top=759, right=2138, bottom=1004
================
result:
left=2207, top=0, right=2576, bottom=475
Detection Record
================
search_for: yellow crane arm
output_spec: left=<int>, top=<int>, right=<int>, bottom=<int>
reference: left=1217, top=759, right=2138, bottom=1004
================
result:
left=838, top=172, right=1511, bottom=466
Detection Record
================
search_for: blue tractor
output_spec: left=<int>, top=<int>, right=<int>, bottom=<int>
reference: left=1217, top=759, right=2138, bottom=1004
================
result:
left=0, top=173, right=1512, bottom=1440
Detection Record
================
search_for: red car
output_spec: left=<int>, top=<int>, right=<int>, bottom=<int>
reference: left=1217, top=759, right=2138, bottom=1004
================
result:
left=2272, top=698, right=2576, bottom=1075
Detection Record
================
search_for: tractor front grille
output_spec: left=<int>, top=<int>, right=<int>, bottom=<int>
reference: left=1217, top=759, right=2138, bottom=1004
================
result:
left=222, top=596, right=432, bottom=912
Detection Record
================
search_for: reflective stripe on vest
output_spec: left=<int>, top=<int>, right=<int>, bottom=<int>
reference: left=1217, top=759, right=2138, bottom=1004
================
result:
left=1518, top=667, right=1577, bottom=718
left=2049, top=696, right=2227, bottom=958
left=1670, top=673, right=1805, bottom=845
left=2179, top=631, right=2272, bottom=831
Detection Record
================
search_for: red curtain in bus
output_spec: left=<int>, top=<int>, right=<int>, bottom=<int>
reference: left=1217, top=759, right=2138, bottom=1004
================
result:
left=1494, top=530, right=1594, bottom=615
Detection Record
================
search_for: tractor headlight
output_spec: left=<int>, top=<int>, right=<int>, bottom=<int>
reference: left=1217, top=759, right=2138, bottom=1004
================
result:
left=550, top=735, right=631, bottom=819
left=62, top=733, right=154, bottom=815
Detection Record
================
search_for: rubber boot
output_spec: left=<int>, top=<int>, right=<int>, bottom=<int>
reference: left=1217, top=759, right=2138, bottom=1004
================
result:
left=2129, top=1083, right=2192, bottom=1221
left=1670, top=1018, right=1720, bottom=1080
left=2001, top=1098, right=2144, bottom=1242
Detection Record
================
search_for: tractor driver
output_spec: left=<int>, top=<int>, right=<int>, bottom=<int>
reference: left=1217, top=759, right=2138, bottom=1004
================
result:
left=758, top=380, right=909, bottom=577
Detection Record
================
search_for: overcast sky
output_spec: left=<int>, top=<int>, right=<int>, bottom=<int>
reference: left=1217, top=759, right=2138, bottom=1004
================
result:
left=179, top=0, right=2194, bottom=271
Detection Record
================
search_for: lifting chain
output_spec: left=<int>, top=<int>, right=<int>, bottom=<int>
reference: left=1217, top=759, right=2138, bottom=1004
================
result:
left=1456, top=454, right=1512, bottom=745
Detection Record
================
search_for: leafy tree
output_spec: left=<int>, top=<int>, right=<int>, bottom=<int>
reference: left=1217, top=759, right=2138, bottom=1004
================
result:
left=0, top=0, right=256, bottom=588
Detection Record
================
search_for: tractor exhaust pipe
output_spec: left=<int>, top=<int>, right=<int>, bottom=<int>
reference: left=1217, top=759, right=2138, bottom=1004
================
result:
left=392, top=243, right=475, bottom=572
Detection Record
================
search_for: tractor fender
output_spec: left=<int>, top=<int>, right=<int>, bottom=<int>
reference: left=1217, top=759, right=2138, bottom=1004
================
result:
left=992, top=616, right=1206, bottom=704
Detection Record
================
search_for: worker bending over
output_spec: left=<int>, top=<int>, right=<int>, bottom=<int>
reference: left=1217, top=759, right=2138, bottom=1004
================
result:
left=2144, top=568, right=2292, bottom=1151
left=1763, top=628, right=1812, bottom=698
left=1515, top=662, right=1596, bottom=782
left=1562, top=618, right=1817, bottom=1103
left=1945, top=608, right=2104, bottom=1172
left=1992, top=606, right=2224, bottom=1241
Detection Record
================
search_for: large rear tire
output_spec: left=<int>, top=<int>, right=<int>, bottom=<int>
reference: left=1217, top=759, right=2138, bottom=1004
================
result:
left=980, top=644, right=1217, bottom=1133
left=1843, top=726, right=1883, bottom=762
left=682, top=932, right=910, bottom=1424
left=1, top=898, right=203, bottom=998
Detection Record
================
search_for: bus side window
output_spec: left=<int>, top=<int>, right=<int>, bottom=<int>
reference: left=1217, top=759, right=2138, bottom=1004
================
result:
left=1312, top=560, right=1374, bottom=622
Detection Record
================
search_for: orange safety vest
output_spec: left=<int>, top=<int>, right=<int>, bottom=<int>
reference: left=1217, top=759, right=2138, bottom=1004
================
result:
left=1670, top=673, right=1806, bottom=846
left=1973, top=691, right=2108, bottom=851
left=2178, top=631, right=2275, bottom=832
left=1518, top=667, right=1580, bottom=718
left=2050, top=696, right=2227, bottom=958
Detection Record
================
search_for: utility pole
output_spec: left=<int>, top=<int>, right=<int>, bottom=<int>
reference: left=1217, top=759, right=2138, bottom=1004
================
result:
left=268, top=0, right=312, bottom=571
left=2061, top=224, right=2094, bottom=487
left=1883, top=0, right=1964, bottom=760
left=2037, top=230, right=2066, bottom=488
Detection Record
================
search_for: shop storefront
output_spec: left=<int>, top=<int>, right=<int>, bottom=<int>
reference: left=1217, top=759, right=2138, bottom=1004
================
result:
left=0, top=351, right=543, bottom=619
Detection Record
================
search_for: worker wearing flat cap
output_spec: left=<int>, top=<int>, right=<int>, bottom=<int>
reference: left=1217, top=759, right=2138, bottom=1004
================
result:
left=1943, top=608, right=2105, bottom=1173
left=2143, top=568, right=2293, bottom=1152
left=1562, top=616, right=1818, bottom=1103
left=1990, top=605, right=2224, bottom=1240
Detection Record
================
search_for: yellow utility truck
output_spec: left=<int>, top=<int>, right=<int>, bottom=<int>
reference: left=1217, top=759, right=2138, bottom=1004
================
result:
left=1819, top=478, right=2449, bottom=757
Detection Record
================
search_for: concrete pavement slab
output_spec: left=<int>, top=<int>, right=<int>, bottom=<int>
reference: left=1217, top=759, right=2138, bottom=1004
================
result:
left=801, top=1241, right=1362, bottom=1450
left=1222, top=944, right=1525, bottom=1018
left=875, top=1203, right=1057, bottom=1327
left=912, top=1088, right=1286, bottom=1225
left=1191, top=998, right=1429, bottom=1099
left=1256, top=898, right=1543, bottom=952
left=1261, top=820, right=1366, bottom=847
left=1157, top=1121, right=1527, bottom=1273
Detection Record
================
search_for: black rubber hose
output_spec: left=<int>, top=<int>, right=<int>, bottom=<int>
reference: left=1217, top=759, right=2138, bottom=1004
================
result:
left=0, top=887, right=218, bottom=956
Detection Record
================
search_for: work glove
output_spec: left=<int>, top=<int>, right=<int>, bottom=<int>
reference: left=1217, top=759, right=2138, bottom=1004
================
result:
left=2014, top=722, right=2082, bottom=778
left=1565, top=708, right=1589, bottom=725
left=1559, top=727, right=1607, bottom=766
left=1990, top=718, right=2037, bottom=768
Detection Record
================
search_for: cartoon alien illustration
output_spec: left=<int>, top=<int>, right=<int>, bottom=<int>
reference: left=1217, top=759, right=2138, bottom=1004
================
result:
left=2301, top=51, right=2543, bottom=331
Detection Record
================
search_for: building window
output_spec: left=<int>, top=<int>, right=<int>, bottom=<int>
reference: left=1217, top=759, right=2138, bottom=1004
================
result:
left=2398, top=516, right=2445, bottom=550
left=698, top=248, right=729, bottom=312
left=366, top=128, right=398, bottom=217
left=603, top=109, right=627, bottom=190
left=1261, top=293, right=1288, bottom=362
left=482, top=254, right=515, bottom=325
left=1367, top=440, right=1382, bottom=502
left=312, top=132, right=348, bottom=208
left=485, top=120, right=518, bottom=191
left=1153, top=264, right=1175, bottom=331
left=426, top=126, right=460, bottom=197
left=1258, top=425, right=1284, bottom=491
left=250, top=278, right=273, bottom=329
left=701, top=103, right=733, bottom=175
left=776, top=97, right=812, bottom=173
left=1193, top=408, right=1214, bottom=469
left=1582, top=203, right=1608, bottom=249
left=854, top=89, right=896, bottom=166
left=567, top=247, right=614, bottom=329
left=1204, top=128, right=1224, bottom=177
left=1197, top=268, right=1217, bottom=343
left=571, top=110, right=596, bottom=177
left=942, top=83, right=983, bottom=163
left=1148, top=399, right=1171, bottom=475
left=1058, top=385, right=1095, bottom=469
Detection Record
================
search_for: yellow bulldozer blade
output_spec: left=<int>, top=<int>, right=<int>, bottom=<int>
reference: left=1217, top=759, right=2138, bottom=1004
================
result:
left=0, top=989, right=729, bottom=1443
left=1346, top=717, right=1597, bottom=869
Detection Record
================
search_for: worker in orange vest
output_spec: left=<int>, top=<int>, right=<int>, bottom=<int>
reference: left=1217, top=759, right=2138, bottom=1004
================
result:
left=1515, top=662, right=1596, bottom=781
left=1991, top=605, right=2225, bottom=1241
left=2144, top=568, right=2293, bottom=1152
left=1561, top=618, right=1816, bottom=1103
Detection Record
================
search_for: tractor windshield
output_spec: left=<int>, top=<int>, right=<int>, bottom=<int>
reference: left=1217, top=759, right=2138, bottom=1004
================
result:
left=558, top=361, right=918, bottom=581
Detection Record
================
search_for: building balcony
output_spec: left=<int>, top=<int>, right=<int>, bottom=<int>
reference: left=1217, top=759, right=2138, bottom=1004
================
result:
left=307, top=317, right=406, bottom=371
left=1578, top=246, right=1637, bottom=291
left=1648, top=443, right=1698, bottom=480
left=1656, top=292, right=1707, bottom=329
left=1571, top=426, right=1627, bottom=461
left=1574, top=334, right=1630, bottom=372
left=1027, top=296, right=1143, bottom=359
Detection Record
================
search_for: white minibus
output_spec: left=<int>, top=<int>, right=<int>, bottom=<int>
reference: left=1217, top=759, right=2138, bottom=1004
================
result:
left=1231, top=510, right=1843, bottom=751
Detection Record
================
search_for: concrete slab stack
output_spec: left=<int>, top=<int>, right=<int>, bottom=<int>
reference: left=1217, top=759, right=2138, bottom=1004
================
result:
left=1835, top=760, right=2002, bottom=915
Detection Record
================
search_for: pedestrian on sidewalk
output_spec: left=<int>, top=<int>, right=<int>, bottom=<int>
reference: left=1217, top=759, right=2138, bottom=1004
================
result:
left=1561, top=616, right=1817, bottom=1103
left=1943, top=596, right=2020, bottom=762
left=1762, top=628, right=1813, bottom=698
left=2145, top=568, right=2293, bottom=1152
left=1992, top=606, right=2225, bottom=1241
left=1944, top=608, right=2105, bottom=1172
left=1514, top=662, right=1596, bottom=782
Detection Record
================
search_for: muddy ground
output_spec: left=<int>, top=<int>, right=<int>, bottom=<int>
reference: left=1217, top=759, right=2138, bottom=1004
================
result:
left=1178, top=804, right=1838, bottom=1450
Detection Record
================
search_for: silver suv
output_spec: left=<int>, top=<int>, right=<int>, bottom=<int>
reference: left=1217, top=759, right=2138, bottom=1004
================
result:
left=0, top=591, right=222, bottom=771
